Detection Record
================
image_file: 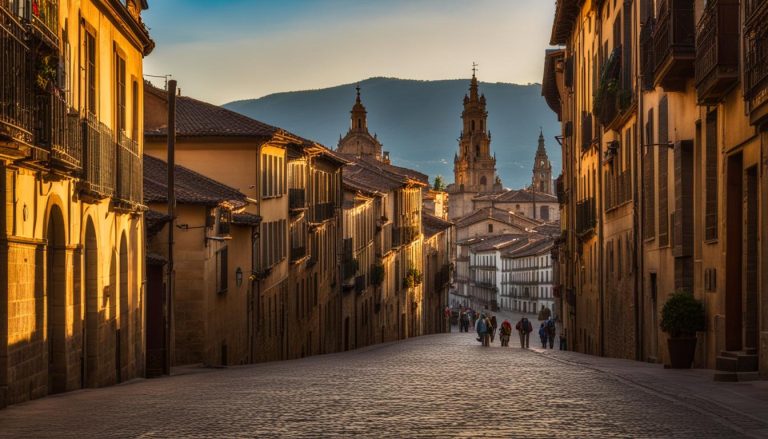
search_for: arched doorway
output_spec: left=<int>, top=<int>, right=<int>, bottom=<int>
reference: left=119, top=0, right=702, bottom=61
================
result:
left=46, top=205, right=67, bottom=394
left=119, top=233, right=129, bottom=381
left=84, top=218, right=98, bottom=387
left=110, top=248, right=119, bottom=383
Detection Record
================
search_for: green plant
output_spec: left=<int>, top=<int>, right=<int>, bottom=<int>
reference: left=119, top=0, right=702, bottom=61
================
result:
left=433, top=175, right=445, bottom=191
left=371, top=263, right=385, bottom=286
left=660, top=291, right=706, bottom=338
left=36, top=54, right=58, bottom=90
left=402, top=268, right=422, bottom=289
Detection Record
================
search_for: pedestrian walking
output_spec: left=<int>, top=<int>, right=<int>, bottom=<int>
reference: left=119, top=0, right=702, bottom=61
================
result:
left=515, top=317, right=532, bottom=348
left=489, top=314, right=498, bottom=343
left=459, top=308, right=470, bottom=332
left=559, top=327, right=567, bottom=351
left=483, top=315, right=492, bottom=347
left=476, top=313, right=488, bottom=345
left=546, top=318, right=556, bottom=349
left=500, top=320, right=512, bottom=347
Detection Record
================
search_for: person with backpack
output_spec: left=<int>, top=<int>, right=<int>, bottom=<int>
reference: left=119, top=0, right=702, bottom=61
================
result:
left=546, top=318, right=557, bottom=349
left=499, top=320, right=512, bottom=347
left=515, top=317, right=532, bottom=348
left=538, top=323, right=548, bottom=348
left=476, top=313, right=488, bottom=344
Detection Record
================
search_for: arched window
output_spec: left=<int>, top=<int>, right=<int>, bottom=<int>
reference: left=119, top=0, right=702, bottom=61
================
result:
left=357, top=118, right=362, bottom=129
left=480, top=176, right=487, bottom=186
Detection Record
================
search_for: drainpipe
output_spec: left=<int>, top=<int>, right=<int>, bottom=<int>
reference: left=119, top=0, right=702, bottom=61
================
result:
left=165, top=80, right=176, bottom=375
left=635, top=2, right=645, bottom=363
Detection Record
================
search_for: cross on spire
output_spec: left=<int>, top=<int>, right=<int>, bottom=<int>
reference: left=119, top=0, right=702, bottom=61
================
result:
left=355, top=84, right=361, bottom=102
left=472, top=62, right=479, bottom=77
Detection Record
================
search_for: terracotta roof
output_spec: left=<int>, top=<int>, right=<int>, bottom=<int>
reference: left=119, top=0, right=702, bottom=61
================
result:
left=422, top=212, right=453, bottom=238
left=471, top=234, right=527, bottom=252
left=533, top=222, right=561, bottom=237
left=503, top=237, right=554, bottom=258
left=474, top=189, right=557, bottom=204
left=145, top=210, right=170, bottom=238
left=232, top=212, right=262, bottom=226
left=341, top=154, right=428, bottom=194
left=455, top=206, right=542, bottom=230
left=143, top=154, right=248, bottom=208
left=144, top=93, right=279, bottom=139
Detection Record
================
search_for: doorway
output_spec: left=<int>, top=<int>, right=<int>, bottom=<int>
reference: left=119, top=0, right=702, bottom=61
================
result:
left=725, top=154, right=743, bottom=351
left=744, top=166, right=759, bottom=352
left=46, top=205, right=67, bottom=394
left=649, top=272, right=658, bottom=361
left=84, top=219, right=98, bottom=387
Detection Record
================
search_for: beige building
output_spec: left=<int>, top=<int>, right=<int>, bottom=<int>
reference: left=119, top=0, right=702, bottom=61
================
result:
left=0, top=0, right=152, bottom=407
left=143, top=155, right=258, bottom=367
left=473, top=189, right=560, bottom=222
left=546, top=0, right=768, bottom=378
left=144, top=85, right=346, bottom=364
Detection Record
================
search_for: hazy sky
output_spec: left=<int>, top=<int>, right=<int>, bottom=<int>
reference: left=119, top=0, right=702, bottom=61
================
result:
left=143, top=0, right=556, bottom=104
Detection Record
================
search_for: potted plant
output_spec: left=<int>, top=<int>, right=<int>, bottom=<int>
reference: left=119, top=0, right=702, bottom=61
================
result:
left=660, top=291, right=706, bottom=369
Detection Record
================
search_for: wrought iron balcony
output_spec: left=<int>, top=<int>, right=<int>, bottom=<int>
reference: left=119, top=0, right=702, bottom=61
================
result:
left=288, top=188, right=306, bottom=212
left=116, top=131, right=142, bottom=204
left=744, top=0, right=768, bottom=125
left=392, top=224, right=419, bottom=247
left=310, top=201, right=335, bottom=223
left=575, top=197, right=596, bottom=236
left=594, top=47, right=632, bottom=130
left=82, top=114, right=115, bottom=198
left=27, top=0, right=59, bottom=49
left=640, top=18, right=656, bottom=90
left=290, top=245, right=307, bottom=262
left=695, top=0, right=740, bottom=105
left=652, top=0, right=695, bottom=91
left=0, top=6, right=34, bottom=150
left=34, top=91, right=81, bottom=171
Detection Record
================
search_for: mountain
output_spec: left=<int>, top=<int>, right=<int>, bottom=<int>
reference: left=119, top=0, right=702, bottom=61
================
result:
left=224, top=77, right=560, bottom=189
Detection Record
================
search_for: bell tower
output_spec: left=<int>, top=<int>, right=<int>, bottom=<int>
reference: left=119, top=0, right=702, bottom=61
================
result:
left=337, top=85, right=384, bottom=160
left=532, top=129, right=553, bottom=194
left=453, top=65, right=498, bottom=193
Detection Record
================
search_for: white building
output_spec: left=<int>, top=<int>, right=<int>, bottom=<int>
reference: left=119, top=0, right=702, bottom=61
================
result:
left=501, top=238, right=555, bottom=315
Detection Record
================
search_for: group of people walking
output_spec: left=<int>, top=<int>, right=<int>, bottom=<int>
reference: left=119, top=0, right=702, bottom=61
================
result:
left=457, top=305, right=563, bottom=349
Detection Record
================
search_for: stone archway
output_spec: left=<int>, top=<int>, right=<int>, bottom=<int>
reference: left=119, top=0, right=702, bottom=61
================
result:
left=46, top=204, right=67, bottom=394
left=84, top=218, right=99, bottom=387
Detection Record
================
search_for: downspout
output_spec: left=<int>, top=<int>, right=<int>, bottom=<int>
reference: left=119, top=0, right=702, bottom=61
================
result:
left=634, top=0, right=645, bottom=362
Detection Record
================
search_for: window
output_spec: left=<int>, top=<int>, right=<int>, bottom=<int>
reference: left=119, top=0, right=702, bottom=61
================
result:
left=705, top=111, right=718, bottom=241
left=216, top=247, right=228, bottom=294
left=260, top=219, right=287, bottom=270
left=643, top=108, right=656, bottom=239
left=85, top=30, right=97, bottom=115
left=658, top=95, right=669, bottom=246
left=114, top=50, right=126, bottom=133
left=132, top=81, right=139, bottom=139
left=540, top=206, right=549, bottom=221
left=487, top=223, right=493, bottom=233
left=261, top=151, right=285, bottom=198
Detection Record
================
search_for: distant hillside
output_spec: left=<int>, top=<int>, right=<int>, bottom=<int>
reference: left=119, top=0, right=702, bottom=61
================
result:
left=224, top=77, right=560, bottom=189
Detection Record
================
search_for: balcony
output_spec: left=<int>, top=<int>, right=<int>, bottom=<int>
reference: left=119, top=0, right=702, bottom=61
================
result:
left=434, top=264, right=450, bottom=291
left=695, top=0, right=740, bottom=105
left=744, top=0, right=768, bottom=125
left=342, top=258, right=358, bottom=281
left=378, top=222, right=392, bottom=256
left=640, top=18, right=656, bottom=90
left=288, top=188, right=306, bottom=212
left=116, top=131, right=142, bottom=205
left=354, top=275, right=366, bottom=295
left=310, top=201, right=335, bottom=223
left=0, top=6, right=34, bottom=150
left=393, top=224, right=419, bottom=247
left=652, top=0, right=695, bottom=91
left=27, top=0, right=59, bottom=49
left=82, top=114, right=115, bottom=198
left=575, top=197, right=596, bottom=236
left=33, top=91, right=81, bottom=171
left=290, top=245, right=307, bottom=262
left=594, top=47, right=632, bottom=131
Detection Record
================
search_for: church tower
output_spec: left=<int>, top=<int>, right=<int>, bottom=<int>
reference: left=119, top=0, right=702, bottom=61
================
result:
left=452, top=68, right=498, bottom=193
left=531, top=129, right=553, bottom=194
left=337, top=85, right=384, bottom=160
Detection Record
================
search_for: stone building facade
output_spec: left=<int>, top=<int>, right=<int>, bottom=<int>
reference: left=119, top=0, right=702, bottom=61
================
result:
left=501, top=238, right=555, bottom=315
left=545, top=0, right=768, bottom=378
left=0, top=0, right=153, bottom=408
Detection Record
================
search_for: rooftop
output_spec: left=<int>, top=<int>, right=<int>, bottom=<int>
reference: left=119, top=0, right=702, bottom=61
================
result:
left=144, top=154, right=248, bottom=208
left=422, top=212, right=453, bottom=238
left=454, top=206, right=542, bottom=230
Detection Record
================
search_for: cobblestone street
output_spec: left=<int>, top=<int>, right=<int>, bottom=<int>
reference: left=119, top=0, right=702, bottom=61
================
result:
left=1, top=328, right=765, bottom=438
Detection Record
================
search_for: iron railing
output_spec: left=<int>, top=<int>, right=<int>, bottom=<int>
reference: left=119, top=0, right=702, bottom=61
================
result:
left=393, top=224, right=419, bottom=247
left=744, top=0, right=768, bottom=102
left=695, top=0, right=739, bottom=104
left=310, top=201, right=335, bottom=223
left=0, top=5, right=34, bottom=146
left=290, top=245, right=306, bottom=262
left=652, top=0, right=695, bottom=87
left=27, top=0, right=58, bottom=48
left=82, top=114, right=115, bottom=197
left=116, top=131, right=141, bottom=204
left=575, top=197, right=596, bottom=235
left=288, top=188, right=306, bottom=211
left=640, top=18, right=656, bottom=90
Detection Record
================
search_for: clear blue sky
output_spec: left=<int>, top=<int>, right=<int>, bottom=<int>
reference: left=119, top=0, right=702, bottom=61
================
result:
left=143, top=0, right=556, bottom=104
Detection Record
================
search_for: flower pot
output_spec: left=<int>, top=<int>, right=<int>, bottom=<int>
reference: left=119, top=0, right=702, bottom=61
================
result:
left=667, top=337, right=697, bottom=369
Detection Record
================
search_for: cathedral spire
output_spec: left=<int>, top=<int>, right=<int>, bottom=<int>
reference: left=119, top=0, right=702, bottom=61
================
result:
left=469, top=63, right=479, bottom=101
left=350, top=84, right=367, bottom=132
left=537, top=128, right=546, bottom=153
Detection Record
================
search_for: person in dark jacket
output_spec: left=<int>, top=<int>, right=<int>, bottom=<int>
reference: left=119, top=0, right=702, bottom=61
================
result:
left=489, top=315, right=498, bottom=343
left=515, top=317, right=532, bottom=348
left=546, top=318, right=557, bottom=349
left=476, top=313, right=488, bottom=344
left=539, top=323, right=548, bottom=348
